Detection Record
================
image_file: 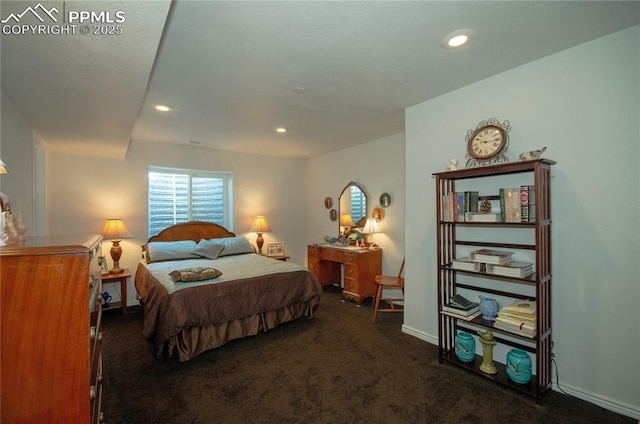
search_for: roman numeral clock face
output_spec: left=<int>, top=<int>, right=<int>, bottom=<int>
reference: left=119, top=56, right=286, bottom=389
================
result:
left=468, top=125, right=506, bottom=159
left=464, top=119, right=511, bottom=168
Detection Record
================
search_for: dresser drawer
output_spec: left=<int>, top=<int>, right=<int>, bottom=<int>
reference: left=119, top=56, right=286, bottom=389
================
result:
left=320, top=249, right=355, bottom=264
left=344, top=277, right=358, bottom=293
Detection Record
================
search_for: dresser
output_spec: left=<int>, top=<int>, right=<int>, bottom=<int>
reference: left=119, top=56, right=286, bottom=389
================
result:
left=308, top=244, right=382, bottom=305
left=0, top=234, right=104, bottom=423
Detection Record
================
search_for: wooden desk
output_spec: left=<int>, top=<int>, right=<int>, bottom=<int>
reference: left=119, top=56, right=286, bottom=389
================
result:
left=308, top=244, right=382, bottom=305
left=101, top=268, right=130, bottom=315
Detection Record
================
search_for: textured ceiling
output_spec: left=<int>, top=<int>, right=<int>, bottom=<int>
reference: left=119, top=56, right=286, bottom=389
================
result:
left=2, top=1, right=639, bottom=159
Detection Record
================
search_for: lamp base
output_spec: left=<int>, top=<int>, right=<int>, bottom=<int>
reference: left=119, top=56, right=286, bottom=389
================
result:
left=256, top=233, right=265, bottom=255
left=109, top=240, right=125, bottom=273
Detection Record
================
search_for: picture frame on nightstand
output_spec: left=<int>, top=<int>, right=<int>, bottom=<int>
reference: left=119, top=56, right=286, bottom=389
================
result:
left=267, top=242, right=285, bottom=257
left=99, top=255, right=109, bottom=274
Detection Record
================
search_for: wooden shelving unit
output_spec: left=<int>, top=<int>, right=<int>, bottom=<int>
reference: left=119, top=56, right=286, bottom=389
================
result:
left=433, top=159, right=555, bottom=404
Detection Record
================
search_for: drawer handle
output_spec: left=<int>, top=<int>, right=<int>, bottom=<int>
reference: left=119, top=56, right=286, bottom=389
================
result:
left=99, top=412, right=105, bottom=423
left=98, top=372, right=103, bottom=383
left=90, top=385, right=96, bottom=400
left=90, top=326, right=97, bottom=341
left=98, top=332, right=103, bottom=342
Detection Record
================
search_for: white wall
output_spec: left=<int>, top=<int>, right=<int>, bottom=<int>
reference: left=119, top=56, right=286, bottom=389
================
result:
left=305, top=132, right=405, bottom=274
left=0, top=92, right=35, bottom=233
left=47, top=139, right=307, bottom=306
left=405, top=26, right=639, bottom=417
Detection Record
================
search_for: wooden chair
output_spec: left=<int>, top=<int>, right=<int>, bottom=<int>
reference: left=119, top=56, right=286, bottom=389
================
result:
left=372, top=258, right=405, bottom=322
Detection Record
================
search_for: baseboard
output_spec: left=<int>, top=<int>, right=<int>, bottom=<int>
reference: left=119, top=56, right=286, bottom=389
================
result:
left=552, top=382, right=640, bottom=420
left=401, top=324, right=438, bottom=346
left=400, top=327, right=640, bottom=420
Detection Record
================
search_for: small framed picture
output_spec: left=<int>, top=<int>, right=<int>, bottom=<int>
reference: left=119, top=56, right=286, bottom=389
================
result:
left=324, top=196, right=333, bottom=209
left=99, top=256, right=109, bottom=274
left=267, top=242, right=285, bottom=257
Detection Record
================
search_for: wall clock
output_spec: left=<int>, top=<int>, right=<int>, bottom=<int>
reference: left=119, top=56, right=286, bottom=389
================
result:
left=465, top=118, right=511, bottom=168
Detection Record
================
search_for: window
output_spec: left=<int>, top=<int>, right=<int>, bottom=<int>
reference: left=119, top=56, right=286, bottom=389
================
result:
left=350, top=186, right=366, bottom=224
left=148, top=167, right=233, bottom=237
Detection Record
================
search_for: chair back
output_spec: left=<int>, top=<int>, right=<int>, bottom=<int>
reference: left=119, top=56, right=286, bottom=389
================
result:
left=397, top=258, right=405, bottom=288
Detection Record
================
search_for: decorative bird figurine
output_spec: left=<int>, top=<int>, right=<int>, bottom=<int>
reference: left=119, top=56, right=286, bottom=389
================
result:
left=519, top=146, right=547, bottom=161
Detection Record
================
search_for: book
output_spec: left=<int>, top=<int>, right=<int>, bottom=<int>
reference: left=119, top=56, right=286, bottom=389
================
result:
left=501, top=300, right=536, bottom=316
left=451, top=257, right=481, bottom=272
left=449, top=293, right=475, bottom=308
left=504, top=187, right=521, bottom=222
left=456, top=192, right=465, bottom=222
left=493, top=321, right=535, bottom=338
left=464, top=212, right=500, bottom=222
left=470, top=249, right=514, bottom=264
left=442, top=192, right=457, bottom=222
left=487, top=261, right=534, bottom=278
left=442, top=304, right=480, bottom=315
left=463, top=191, right=479, bottom=219
left=520, top=185, right=536, bottom=223
left=440, top=309, right=482, bottom=321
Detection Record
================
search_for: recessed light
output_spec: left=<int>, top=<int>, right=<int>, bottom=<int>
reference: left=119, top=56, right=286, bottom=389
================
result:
left=154, top=104, right=174, bottom=112
left=442, top=29, right=474, bottom=49
left=275, top=127, right=287, bottom=133
left=292, top=86, right=306, bottom=94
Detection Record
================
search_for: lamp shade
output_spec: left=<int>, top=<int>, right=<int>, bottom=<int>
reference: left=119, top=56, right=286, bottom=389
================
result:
left=0, top=158, right=8, bottom=174
left=362, top=218, right=380, bottom=235
left=339, top=214, right=354, bottom=227
left=101, top=218, right=133, bottom=241
left=249, top=216, right=271, bottom=233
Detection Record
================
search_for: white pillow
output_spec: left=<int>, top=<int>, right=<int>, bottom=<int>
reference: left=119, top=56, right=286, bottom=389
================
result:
left=191, top=239, right=225, bottom=260
left=146, top=240, right=200, bottom=263
left=217, top=236, right=255, bottom=257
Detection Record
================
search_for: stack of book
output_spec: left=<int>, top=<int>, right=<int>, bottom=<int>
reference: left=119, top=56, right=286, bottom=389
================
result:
left=494, top=300, right=536, bottom=338
left=451, top=257, right=481, bottom=272
left=441, top=294, right=481, bottom=321
left=470, top=249, right=514, bottom=265
left=487, top=261, right=534, bottom=278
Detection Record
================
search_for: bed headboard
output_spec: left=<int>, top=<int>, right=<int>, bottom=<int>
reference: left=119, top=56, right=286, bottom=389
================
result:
left=145, top=221, right=236, bottom=247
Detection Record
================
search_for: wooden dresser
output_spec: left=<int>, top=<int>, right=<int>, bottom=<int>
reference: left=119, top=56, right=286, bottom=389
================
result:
left=0, top=234, right=104, bottom=423
left=308, top=244, right=382, bottom=305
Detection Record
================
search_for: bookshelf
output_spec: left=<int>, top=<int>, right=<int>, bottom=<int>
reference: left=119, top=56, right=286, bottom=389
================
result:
left=433, top=159, right=555, bottom=404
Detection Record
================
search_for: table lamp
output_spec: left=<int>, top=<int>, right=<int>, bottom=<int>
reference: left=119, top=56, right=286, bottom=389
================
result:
left=101, top=218, right=133, bottom=273
left=250, top=215, right=271, bottom=255
left=339, top=214, right=354, bottom=236
left=362, top=218, right=380, bottom=248
left=0, top=158, right=8, bottom=174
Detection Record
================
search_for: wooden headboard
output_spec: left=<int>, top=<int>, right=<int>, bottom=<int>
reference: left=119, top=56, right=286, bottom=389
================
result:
left=145, top=221, right=236, bottom=247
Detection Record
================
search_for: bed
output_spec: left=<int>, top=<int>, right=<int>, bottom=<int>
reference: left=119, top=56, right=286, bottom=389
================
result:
left=134, top=221, right=322, bottom=361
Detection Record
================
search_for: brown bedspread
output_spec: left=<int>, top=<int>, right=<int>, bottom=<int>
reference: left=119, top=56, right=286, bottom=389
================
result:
left=135, top=258, right=321, bottom=353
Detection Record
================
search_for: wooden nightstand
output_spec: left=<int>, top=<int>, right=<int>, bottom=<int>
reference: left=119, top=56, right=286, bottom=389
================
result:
left=101, top=268, right=131, bottom=315
left=268, top=255, right=290, bottom=262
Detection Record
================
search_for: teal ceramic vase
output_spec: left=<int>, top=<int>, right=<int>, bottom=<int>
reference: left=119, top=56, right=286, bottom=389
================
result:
left=506, top=349, right=532, bottom=384
left=455, top=332, right=475, bottom=363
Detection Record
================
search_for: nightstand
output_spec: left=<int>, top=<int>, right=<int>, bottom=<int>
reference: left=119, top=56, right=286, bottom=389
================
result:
left=268, top=255, right=290, bottom=262
left=101, top=268, right=131, bottom=315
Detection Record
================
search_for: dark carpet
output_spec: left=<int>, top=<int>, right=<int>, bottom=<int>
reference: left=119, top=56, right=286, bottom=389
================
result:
left=102, top=286, right=633, bottom=424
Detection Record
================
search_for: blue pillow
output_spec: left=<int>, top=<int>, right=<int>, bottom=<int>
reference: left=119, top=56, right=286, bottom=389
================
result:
left=217, top=236, right=255, bottom=257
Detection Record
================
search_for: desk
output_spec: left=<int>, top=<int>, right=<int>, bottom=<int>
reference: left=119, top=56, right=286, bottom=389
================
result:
left=101, top=268, right=130, bottom=315
left=308, top=244, right=382, bottom=305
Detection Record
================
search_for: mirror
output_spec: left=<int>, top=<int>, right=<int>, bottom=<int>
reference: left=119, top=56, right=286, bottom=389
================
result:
left=338, top=181, right=367, bottom=234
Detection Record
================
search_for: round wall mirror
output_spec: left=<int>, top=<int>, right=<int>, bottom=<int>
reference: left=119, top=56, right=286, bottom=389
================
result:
left=338, top=181, right=367, bottom=234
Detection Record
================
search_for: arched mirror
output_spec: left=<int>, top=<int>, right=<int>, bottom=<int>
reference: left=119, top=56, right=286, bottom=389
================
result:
left=338, top=181, right=367, bottom=234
